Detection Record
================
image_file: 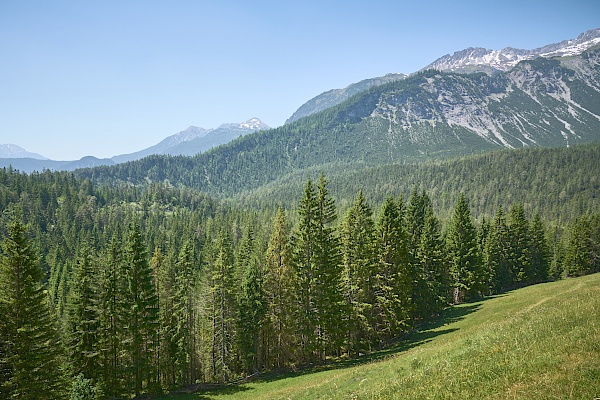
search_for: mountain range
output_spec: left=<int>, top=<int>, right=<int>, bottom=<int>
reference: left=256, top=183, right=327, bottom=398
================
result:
left=0, top=118, right=269, bottom=172
left=2, top=28, right=600, bottom=176
left=78, top=33, right=600, bottom=197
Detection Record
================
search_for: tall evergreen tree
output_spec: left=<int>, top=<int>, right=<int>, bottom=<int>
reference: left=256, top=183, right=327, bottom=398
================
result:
left=507, top=204, right=532, bottom=287
left=172, top=240, right=198, bottom=385
left=529, top=213, right=550, bottom=284
left=416, top=203, right=449, bottom=316
left=447, top=194, right=482, bottom=303
left=485, top=207, right=511, bottom=293
left=0, top=213, right=66, bottom=399
left=123, top=221, right=159, bottom=396
left=340, top=190, right=376, bottom=356
left=202, top=229, right=238, bottom=382
left=263, top=208, right=295, bottom=369
left=290, top=175, right=343, bottom=362
left=313, top=174, right=343, bottom=358
left=65, top=241, right=100, bottom=383
left=97, top=236, right=126, bottom=397
left=237, top=226, right=266, bottom=374
left=373, top=197, right=411, bottom=345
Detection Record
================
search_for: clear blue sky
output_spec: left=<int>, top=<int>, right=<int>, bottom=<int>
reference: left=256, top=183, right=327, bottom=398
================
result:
left=1, top=0, right=598, bottom=160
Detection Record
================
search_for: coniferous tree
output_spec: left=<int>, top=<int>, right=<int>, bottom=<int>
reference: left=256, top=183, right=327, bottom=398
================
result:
left=123, top=221, right=159, bottom=396
left=264, top=208, right=295, bottom=369
left=313, top=174, right=343, bottom=358
left=563, top=215, right=598, bottom=277
left=340, top=190, right=376, bottom=356
left=485, top=207, right=511, bottom=293
left=416, top=203, right=449, bottom=316
left=290, top=178, right=319, bottom=363
left=447, top=194, right=482, bottom=303
left=0, top=213, right=67, bottom=399
left=153, top=246, right=175, bottom=389
left=529, top=213, right=550, bottom=284
left=65, top=241, right=100, bottom=383
left=97, top=236, right=126, bottom=397
left=172, top=240, right=198, bottom=385
left=507, top=204, right=532, bottom=286
left=291, top=175, right=343, bottom=362
left=237, top=226, right=266, bottom=374
left=202, top=229, right=238, bottom=382
left=373, top=197, right=411, bottom=345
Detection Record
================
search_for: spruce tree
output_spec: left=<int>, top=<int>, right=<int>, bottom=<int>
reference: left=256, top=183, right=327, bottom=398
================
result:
left=65, top=241, right=100, bottom=383
left=529, top=213, right=550, bottom=284
left=507, top=204, right=532, bottom=286
left=447, top=194, right=482, bottom=303
left=290, top=178, right=319, bottom=363
left=313, top=174, right=343, bottom=359
left=340, top=190, right=376, bottom=356
left=96, top=236, right=126, bottom=397
left=264, top=208, right=295, bottom=369
left=0, top=213, right=67, bottom=399
left=485, top=207, right=511, bottom=293
left=290, top=175, right=343, bottom=362
left=416, top=204, right=449, bottom=316
left=373, top=197, right=411, bottom=345
left=123, top=221, right=159, bottom=396
left=203, top=229, right=238, bottom=382
left=172, top=240, right=197, bottom=385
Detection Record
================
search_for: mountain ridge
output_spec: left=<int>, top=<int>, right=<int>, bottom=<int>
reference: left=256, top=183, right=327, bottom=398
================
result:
left=77, top=45, right=600, bottom=197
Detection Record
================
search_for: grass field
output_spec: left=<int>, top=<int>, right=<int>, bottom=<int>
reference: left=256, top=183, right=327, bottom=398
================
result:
left=160, top=273, right=600, bottom=399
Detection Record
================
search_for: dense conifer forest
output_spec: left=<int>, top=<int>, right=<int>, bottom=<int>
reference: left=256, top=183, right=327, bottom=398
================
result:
left=0, top=143, right=599, bottom=398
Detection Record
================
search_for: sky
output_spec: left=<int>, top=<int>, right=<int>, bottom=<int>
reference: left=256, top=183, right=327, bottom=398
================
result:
left=0, top=0, right=599, bottom=160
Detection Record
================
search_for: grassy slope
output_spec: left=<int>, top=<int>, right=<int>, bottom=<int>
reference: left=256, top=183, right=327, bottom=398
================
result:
left=166, top=274, right=600, bottom=399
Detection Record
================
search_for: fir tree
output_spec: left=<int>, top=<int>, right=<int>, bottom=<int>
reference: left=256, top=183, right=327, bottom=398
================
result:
left=172, top=240, right=198, bottom=385
left=65, top=241, right=100, bottom=383
left=447, top=194, right=482, bottom=303
left=340, top=190, right=376, bottom=356
left=264, top=208, right=295, bottom=369
left=373, top=197, right=412, bottom=345
left=507, top=204, right=532, bottom=286
left=0, top=212, right=67, bottom=399
left=529, top=213, right=550, bottom=284
left=237, top=227, right=266, bottom=374
left=96, top=236, right=126, bottom=397
left=416, top=204, right=449, bottom=316
left=123, top=221, right=159, bottom=396
left=485, top=207, right=511, bottom=293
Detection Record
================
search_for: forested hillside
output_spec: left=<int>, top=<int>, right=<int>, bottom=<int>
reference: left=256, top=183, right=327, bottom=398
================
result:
left=234, top=143, right=600, bottom=224
left=0, top=160, right=599, bottom=398
left=77, top=47, right=600, bottom=197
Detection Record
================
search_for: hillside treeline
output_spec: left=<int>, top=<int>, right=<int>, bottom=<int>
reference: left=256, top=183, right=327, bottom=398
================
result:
left=0, top=166, right=598, bottom=398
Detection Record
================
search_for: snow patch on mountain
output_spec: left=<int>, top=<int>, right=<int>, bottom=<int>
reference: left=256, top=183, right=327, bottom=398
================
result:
left=424, top=28, right=600, bottom=73
left=0, top=144, right=48, bottom=160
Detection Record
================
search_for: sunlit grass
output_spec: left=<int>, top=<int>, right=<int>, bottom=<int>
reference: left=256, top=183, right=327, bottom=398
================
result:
left=159, top=273, right=600, bottom=399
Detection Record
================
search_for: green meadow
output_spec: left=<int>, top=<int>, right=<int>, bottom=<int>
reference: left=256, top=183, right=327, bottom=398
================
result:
left=164, top=273, right=600, bottom=399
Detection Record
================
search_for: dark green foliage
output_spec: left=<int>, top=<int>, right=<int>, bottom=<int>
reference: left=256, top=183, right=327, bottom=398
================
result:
left=485, top=207, right=511, bottom=293
left=65, top=242, right=100, bottom=383
left=447, top=194, right=483, bottom=303
left=290, top=175, right=343, bottom=362
left=263, top=208, right=295, bottom=369
left=507, top=204, right=532, bottom=287
left=237, top=226, right=267, bottom=374
left=0, top=212, right=66, bottom=399
left=564, top=214, right=600, bottom=276
left=123, top=221, right=159, bottom=395
left=373, top=197, right=411, bottom=343
left=69, top=373, right=101, bottom=400
left=340, top=190, right=377, bottom=355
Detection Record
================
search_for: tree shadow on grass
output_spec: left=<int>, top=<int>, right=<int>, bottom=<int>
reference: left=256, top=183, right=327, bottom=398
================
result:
left=169, top=303, right=482, bottom=398
left=255, top=302, right=482, bottom=384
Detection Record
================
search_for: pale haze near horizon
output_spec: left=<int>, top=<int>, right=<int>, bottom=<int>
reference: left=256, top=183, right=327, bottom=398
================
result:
left=0, top=0, right=598, bottom=160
